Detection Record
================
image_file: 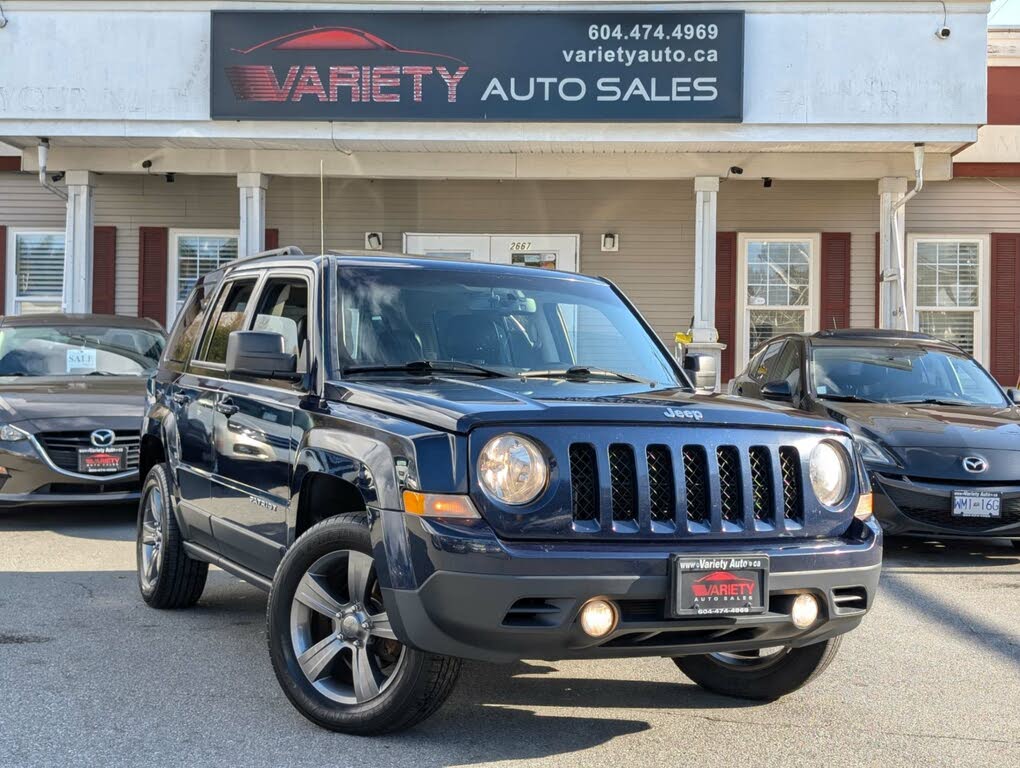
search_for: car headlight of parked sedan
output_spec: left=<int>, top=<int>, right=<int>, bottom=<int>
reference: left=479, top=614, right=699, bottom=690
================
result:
left=478, top=434, right=548, bottom=505
left=852, top=434, right=899, bottom=468
left=810, top=440, right=851, bottom=508
left=0, top=424, right=30, bottom=442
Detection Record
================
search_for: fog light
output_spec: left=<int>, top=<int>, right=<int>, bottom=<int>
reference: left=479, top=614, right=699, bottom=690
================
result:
left=579, top=599, right=619, bottom=638
left=791, top=593, right=820, bottom=629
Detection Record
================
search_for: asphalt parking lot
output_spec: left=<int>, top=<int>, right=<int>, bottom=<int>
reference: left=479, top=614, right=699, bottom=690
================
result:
left=0, top=507, right=1017, bottom=768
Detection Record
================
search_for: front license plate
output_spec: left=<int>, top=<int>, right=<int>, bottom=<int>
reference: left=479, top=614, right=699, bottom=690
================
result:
left=77, top=446, right=126, bottom=474
left=670, top=554, right=769, bottom=617
left=951, top=491, right=1001, bottom=518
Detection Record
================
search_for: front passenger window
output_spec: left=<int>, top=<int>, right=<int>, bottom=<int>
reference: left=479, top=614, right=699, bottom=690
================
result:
left=250, top=277, right=309, bottom=360
left=195, top=279, right=256, bottom=365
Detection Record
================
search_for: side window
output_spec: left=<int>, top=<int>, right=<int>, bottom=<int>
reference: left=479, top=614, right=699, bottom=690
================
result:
left=195, top=279, right=257, bottom=366
left=770, top=342, right=802, bottom=387
left=754, top=342, right=785, bottom=382
left=249, top=277, right=309, bottom=359
left=167, top=279, right=215, bottom=363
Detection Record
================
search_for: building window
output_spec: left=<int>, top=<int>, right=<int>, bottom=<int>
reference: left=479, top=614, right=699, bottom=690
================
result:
left=5, top=230, right=66, bottom=315
left=737, top=234, right=820, bottom=368
left=911, top=237, right=985, bottom=356
left=168, top=230, right=239, bottom=324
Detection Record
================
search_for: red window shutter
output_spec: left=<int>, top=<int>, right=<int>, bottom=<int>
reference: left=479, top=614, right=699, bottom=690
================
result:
left=265, top=228, right=279, bottom=251
left=0, top=225, right=6, bottom=314
left=137, top=227, right=168, bottom=327
left=990, top=233, right=1020, bottom=386
left=92, top=226, right=117, bottom=315
left=820, top=233, right=852, bottom=332
left=715, top=231, right=738, bottom=383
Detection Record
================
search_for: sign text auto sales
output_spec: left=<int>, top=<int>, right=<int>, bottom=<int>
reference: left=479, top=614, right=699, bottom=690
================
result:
left=211, top=12, right=744, bottom=122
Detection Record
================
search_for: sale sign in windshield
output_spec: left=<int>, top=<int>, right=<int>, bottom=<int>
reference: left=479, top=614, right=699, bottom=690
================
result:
left=210, top=11, right=743, bottom=122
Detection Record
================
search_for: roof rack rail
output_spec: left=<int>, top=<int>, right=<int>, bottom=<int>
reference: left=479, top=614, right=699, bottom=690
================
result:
left=256, top=245, right=304, bottom=258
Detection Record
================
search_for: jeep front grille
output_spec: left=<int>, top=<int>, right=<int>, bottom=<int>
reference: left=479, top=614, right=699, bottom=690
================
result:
left=568, top=440, right=807, bottom=535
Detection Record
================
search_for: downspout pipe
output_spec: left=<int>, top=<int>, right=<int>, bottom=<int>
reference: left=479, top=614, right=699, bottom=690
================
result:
left=37, top=139, right=68, bottom=201
left=889, top=143, right=925, bottom=331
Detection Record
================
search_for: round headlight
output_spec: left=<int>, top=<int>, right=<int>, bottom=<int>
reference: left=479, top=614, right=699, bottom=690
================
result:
left=478, top=434, right=548, bottom=505
left=809, top=441, right=850, bottom=508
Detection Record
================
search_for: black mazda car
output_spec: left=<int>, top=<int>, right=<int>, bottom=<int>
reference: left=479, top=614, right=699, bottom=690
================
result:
left=731, top=329, right=1020, bottom=546
left=0, top=313, right=166, bottom=507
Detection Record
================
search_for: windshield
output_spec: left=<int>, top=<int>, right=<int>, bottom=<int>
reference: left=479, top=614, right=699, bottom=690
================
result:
left=336, top=263, right=685, bottom=387
left=810, top=345, right=1007, bottom=406
left=0, top=325, right=166, bottom=377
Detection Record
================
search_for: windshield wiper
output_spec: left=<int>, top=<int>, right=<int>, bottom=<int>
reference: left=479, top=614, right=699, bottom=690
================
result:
left=817, top=393, right=876, bottom=403
left=520, top=366, right=653, bottom=385
left=893, top=397, right=972, bottom=407
left=343, top=360, right=507, bottom=378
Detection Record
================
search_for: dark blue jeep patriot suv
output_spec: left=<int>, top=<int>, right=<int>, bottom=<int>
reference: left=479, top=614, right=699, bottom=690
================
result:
left=137, top=248, right=882, bottom=734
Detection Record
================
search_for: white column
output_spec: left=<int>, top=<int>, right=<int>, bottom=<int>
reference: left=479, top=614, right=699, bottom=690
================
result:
left=878, top=177, right=908, bottom=329
left=688, top=176, right=725, bottom=390
left=238, top=172, right=269, bottom=258
left=63, top=170, right=95, bottom=313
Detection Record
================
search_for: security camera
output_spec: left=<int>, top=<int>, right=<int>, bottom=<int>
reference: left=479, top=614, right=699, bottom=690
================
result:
left=141, top=160, right=153, bottom=169
left=935, top=26, right=951, bottom=40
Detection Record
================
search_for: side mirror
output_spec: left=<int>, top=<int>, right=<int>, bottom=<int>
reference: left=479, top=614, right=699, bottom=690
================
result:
left=761, top=380, right=794, bottom=402
left=226, top=331, right=298, bottom=380
left=683, top=353, right=717, bottom=392
left=1008, top=387, right=1020, bottom=405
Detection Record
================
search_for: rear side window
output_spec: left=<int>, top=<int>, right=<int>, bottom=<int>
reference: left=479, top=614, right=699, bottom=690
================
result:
left=195, top=279, right=256, bottom=365
left=167, top=280, right=213, bottom=363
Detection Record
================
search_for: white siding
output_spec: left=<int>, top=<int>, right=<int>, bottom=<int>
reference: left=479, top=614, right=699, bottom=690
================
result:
left=908, top=178, right=1020, bottom=233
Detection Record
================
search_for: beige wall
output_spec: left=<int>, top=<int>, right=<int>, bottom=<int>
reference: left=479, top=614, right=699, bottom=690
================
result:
left=17, top=171, right=1007, bottom=349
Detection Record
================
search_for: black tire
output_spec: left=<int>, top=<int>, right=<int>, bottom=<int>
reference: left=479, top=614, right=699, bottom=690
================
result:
left=267, top=513, right=461, bottom=735
left=136, top=463, right=208, bottom=609
left=673, top=636, right=842, bottom=701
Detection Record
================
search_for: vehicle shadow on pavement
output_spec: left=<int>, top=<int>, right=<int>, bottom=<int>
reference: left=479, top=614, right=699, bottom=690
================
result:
left=0, top=504, right=136, bottom=541
left=883, top=535, right=1020, bottom=570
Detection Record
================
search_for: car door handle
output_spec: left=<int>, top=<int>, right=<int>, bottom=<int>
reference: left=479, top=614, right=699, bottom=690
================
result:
left=171, top=392, right=190, bottom=405
left=216, top=400, right=239, bottom=417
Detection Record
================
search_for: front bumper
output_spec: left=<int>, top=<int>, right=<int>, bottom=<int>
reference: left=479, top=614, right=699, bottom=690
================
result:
left=0, top=441, right=139, bottom=508
left=873, top=473, right=1020, bottom=539
left=378, top=511, right=882, bottom=663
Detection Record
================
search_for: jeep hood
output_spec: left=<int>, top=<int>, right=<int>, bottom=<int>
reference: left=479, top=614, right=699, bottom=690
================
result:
left=326, top=376, right=843, bottom=434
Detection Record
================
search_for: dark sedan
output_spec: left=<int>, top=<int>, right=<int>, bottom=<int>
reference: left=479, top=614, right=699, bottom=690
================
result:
left=730, top=329, right=1020, bottom=546
left=0, top=314, right=165, bottom=507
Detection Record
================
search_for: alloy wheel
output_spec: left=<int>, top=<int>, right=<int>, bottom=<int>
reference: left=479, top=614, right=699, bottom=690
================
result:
left=139, top=486, right=164, bottom=589
left=289, top=550, right=404, bottom=705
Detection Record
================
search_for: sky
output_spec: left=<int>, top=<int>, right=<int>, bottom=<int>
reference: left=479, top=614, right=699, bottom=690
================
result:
left=991, top=0, right=1020, bottom=26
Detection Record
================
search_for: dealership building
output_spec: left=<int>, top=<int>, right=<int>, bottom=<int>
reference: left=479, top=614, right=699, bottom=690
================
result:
left=1, top=0, right=1014, bottom=385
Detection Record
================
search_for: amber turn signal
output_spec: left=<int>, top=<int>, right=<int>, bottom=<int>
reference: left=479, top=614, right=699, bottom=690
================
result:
left=402, top=490, right=480, bottom=519
left=854, top=492, right=874, bottom=520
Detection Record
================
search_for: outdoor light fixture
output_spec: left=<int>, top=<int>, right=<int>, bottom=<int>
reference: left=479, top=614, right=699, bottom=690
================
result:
left=365, top=232, right=383, bottom=250
left=165, top=173, right=175, bottom=183
left=601, top=233, right=619, bottom=252
left=763, top=177, right=773, bottom=188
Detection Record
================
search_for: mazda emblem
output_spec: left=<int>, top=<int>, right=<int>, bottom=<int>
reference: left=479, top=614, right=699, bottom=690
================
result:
left=962, top=456, right=988, bottom=474
left=90, top=429, right=116, bottom=448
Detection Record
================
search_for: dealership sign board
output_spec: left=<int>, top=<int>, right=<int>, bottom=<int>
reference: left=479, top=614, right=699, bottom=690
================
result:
left=210, top=12, right=743, bottom=121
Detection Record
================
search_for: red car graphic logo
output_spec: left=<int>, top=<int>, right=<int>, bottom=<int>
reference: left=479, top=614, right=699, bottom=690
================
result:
left=690, top=571, right=756, bottom=599
left=231, top=26, right=464, bottom=64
